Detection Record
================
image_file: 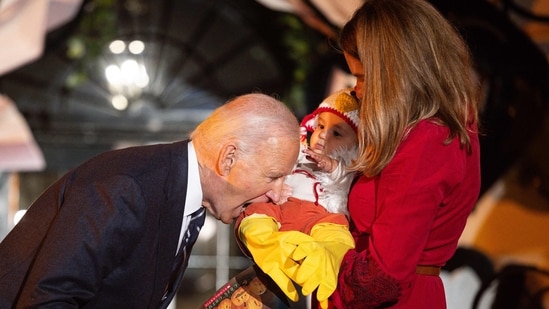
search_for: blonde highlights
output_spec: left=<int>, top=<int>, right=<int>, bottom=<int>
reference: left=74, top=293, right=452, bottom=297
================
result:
left=340, top=0, right=480, bottom=177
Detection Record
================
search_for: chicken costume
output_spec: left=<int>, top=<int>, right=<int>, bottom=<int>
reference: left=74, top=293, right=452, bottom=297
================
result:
left=235, top=89, right=359, bottom=308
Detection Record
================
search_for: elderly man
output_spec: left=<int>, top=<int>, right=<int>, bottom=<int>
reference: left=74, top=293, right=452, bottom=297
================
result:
left=0, top=93, right=300, bottom=308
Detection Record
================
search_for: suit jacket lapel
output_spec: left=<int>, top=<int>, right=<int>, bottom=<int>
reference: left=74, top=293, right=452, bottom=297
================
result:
left=149, top=140, right=189, bottom=307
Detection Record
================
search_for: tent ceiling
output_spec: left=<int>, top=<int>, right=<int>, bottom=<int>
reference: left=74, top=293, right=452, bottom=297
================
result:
left=0, top=0, right=296, bottom=170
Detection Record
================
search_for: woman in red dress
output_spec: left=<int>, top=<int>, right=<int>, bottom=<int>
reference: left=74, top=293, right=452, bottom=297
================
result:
left=327, top=0, right=482, bottom=308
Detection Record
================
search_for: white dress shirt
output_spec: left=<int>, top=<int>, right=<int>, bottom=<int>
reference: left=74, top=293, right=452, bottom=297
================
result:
left=176, top=141, right=203, bottom=253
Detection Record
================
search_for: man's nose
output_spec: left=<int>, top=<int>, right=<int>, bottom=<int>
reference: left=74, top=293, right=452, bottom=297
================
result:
left=272, top=177, right=285, bottom=193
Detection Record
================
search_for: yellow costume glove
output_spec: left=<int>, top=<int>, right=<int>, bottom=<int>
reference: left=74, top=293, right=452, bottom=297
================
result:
left=288, top=223, right=355, bottom=309
left=238, top=215, right=316, bottom=302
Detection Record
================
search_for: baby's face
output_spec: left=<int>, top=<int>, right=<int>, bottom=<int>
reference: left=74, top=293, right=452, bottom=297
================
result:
left=309, top=112, right=358, bottom=155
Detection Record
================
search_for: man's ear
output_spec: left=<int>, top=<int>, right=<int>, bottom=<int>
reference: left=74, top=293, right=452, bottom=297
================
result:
left=217, top=144, right=237, bottom=176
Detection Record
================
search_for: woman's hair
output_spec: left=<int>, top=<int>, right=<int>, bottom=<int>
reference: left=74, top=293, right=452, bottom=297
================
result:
left=190, top=93, right=299, bottom=166
left=339, top=0, right=481, bottom=177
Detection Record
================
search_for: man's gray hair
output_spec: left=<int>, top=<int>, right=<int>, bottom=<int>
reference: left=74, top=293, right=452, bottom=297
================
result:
left=190, top=93, right=299, bottom=163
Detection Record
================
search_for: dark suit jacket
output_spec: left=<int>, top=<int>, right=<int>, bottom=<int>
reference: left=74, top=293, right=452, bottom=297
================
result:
left=0, top=141, right=191, bottom=308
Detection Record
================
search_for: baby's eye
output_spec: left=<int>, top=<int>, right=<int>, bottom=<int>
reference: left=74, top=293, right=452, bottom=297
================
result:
left=333, top=130, right=342, bottom=137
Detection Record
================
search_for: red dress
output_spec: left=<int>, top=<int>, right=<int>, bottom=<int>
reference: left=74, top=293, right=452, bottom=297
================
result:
left=328, top=119, right=481, bottom=308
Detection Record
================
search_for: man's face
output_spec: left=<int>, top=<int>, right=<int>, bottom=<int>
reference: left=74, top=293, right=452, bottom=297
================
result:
left=309, top=112, right=357, bottom=156
left=204, top=137, right=299, bottom=224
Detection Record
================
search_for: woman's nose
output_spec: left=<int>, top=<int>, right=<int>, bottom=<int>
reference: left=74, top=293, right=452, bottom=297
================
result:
left=353, top=86, right=362, bottom=100
left=353, top=80, right=364, bottom=101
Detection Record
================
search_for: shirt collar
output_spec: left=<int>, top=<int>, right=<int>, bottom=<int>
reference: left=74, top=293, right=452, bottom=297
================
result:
left=184, top=141, right=203, bottom=217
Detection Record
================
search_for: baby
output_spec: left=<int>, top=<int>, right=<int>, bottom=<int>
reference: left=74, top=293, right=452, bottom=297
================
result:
left=235, top=88, right=359, bottom=309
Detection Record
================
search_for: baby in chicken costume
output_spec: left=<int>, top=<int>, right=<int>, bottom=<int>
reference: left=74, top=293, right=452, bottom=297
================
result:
left=235, top=88, right=359, bottom=309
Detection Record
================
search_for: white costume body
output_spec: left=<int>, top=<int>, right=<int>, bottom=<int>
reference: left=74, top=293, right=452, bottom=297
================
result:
left=284, top=144, right=357, bottom=217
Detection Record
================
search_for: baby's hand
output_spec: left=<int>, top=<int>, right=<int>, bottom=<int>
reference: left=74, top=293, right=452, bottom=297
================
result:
left=303, top=147, right=337, bottom=173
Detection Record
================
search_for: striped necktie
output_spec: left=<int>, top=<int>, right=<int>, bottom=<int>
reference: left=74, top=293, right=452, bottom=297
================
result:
left=159, top=207, right=206, bottom=308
